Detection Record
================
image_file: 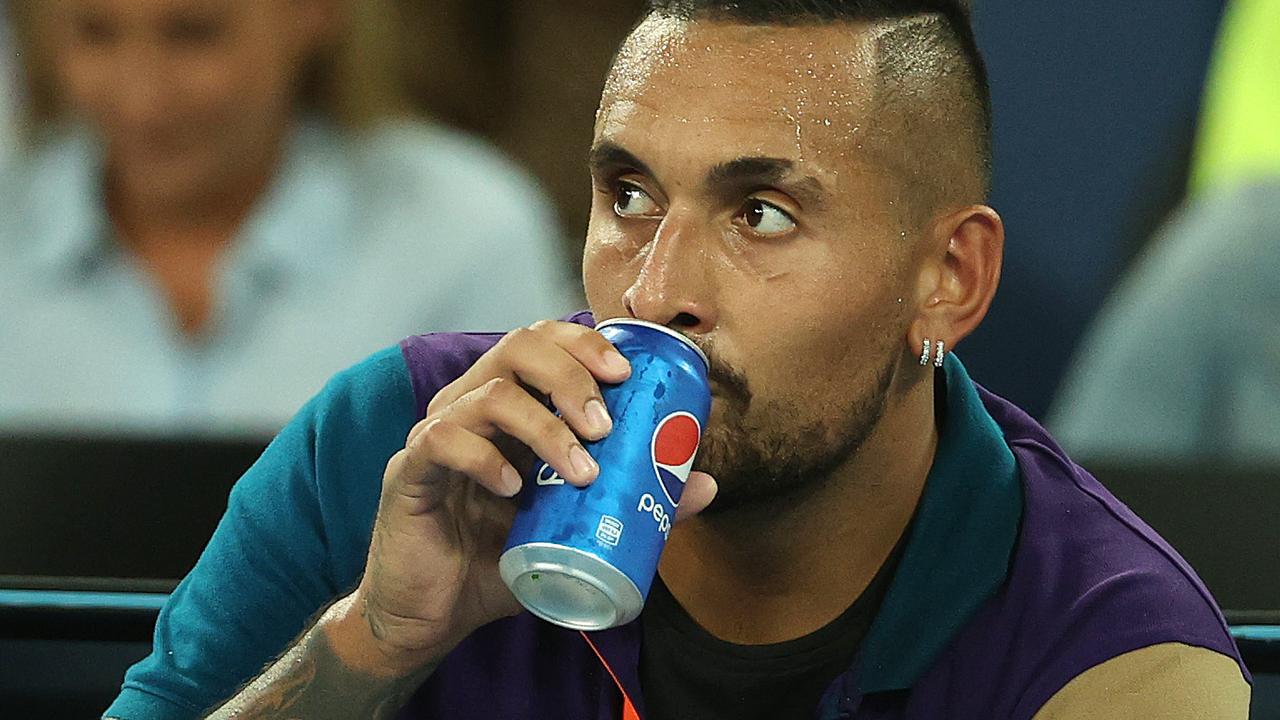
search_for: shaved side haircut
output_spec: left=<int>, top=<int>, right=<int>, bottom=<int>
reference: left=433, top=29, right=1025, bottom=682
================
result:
left=635, top=0, right=992, bottom=228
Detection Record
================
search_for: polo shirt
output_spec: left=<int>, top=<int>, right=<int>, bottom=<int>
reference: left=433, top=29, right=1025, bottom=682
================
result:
left=105, top=312, right=1249, bottom=719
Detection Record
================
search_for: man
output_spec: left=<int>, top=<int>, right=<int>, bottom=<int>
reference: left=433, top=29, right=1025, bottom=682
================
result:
left=106, top=1, right=1252, bottom=718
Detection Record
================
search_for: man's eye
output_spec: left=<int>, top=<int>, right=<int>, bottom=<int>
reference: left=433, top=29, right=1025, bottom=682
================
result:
left=738, top=198, right=796, bottom=236
left=614, top=182, right=660, bottom=217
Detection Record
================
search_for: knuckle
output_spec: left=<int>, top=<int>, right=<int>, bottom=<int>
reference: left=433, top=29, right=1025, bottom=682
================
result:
left=383, top=448, right=410, bottom=479
left=528, top=319, right=555, bottom=334
left=425, top=391, right=445, bottom=417
left=576, top=327, right=612, bottom=350
left=501, top=326, right=533, bottom=349
left=554, top=363, right=596, bottom=399
left=538, top=409, right=572, bottom=443
left=478, top=376, right=514, bottom=404
left=414, top=417, right=452, bottom=452
left=426, top=379, right=462, bottom=416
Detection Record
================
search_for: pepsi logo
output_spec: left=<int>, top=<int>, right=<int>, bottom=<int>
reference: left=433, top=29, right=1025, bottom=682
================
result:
left=651, top=411, right=701, bottom=507
left=534, top=462, right=564, bottom=486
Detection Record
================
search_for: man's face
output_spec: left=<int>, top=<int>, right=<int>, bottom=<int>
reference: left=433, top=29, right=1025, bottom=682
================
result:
left=583, top=16, right=924, bottom=514
left=45, top=0, right=327, bottom=208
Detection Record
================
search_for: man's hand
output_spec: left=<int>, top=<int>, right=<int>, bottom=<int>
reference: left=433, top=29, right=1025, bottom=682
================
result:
left=206, top=320, right=718, bottom=718
left=351, top=319, right=644, bottom=672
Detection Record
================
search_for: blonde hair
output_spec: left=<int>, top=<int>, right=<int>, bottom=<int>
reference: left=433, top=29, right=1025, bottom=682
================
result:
left=7, top=0, right=412, bottom=137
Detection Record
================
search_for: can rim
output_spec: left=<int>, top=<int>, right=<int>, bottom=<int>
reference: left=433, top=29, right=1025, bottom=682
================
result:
left=500, top=542, right=644, bottom=630
left=594, top=318, right=709, bottom=369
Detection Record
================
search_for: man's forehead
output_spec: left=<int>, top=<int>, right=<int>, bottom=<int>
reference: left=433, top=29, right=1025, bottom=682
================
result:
left=597, top=15, right=885, bottom=169
left=608, top=18, right=880, bottom=106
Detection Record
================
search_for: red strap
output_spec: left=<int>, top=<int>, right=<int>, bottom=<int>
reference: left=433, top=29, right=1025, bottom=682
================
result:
left=581, top=631, right=641, bottom=720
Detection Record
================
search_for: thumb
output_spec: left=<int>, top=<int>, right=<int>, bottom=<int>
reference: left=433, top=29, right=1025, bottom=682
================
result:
left=674, top=471, right=718, bottom=522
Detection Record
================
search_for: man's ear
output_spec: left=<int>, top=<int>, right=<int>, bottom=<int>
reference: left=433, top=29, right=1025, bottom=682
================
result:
left=907, top=205, right=1004, bottom=355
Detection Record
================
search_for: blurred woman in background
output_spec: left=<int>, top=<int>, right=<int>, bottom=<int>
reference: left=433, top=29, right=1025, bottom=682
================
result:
left=0, top=0, right=576, bottom=436
left=1049, top=0, right=1280, bottom=464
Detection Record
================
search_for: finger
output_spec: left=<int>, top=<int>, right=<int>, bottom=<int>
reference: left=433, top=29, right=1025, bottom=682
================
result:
left=450, top=377, right=599, bottom=487
left=487, top=325, right=622, bottom=441
left=674, top=471, right=718, bottom=522
left=527, top=320, right=631, bottom=384
left=392, top=417, right=523, bottom=501
left=427, top=322, right=629, bottom=442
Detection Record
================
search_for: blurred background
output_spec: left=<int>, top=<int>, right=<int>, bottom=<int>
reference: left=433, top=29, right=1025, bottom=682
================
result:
left=0, top=0, right=1276, bottom=716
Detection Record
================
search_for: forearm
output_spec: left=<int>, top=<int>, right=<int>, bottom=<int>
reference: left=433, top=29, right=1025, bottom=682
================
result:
left=206, top=595, right=436, bottom=719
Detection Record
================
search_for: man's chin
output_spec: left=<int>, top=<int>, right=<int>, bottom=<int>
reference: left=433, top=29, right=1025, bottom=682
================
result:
left=688, top=432, right=782, bottom=518
left=689, top=420, right=855, bottom=521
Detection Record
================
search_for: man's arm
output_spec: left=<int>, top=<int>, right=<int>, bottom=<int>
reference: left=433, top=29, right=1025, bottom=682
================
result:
left=190, top=321, right=698, bottom=717
left=1031, top=643, right=1250, bottom=719
left=205, top=595, right=434, bottom=719
left=103, top=347, right=419, bottom=719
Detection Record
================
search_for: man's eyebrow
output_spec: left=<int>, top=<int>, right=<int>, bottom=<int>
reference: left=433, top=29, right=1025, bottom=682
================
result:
left=588, top=142, right=655, bottom=179
left=705, top=156, right=826, bottom=206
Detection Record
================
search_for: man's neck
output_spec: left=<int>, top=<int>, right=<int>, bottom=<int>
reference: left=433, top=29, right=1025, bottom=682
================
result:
left=108, top=163, right=276, bottom=246
left=104, top=143, right=283, bottom=338
left=657, top=373, right=937, bottom=645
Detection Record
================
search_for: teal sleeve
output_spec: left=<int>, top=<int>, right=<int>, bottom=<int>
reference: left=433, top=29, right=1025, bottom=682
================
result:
left=103, top=346, right=418, bottom=719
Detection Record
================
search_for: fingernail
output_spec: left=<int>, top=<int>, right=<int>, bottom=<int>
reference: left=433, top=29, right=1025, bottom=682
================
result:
left=603, top=351, right=630, bottom=377
left=569, top=444, right=597, bottom=481
left=584, top=398, right=612, bottom=437
left=500, top=465, right=523, bottom=496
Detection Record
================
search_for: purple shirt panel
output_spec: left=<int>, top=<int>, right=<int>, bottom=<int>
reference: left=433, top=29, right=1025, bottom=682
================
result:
left=398, top=311, right=594, bottom=417
left=859, top=455, right=1246, bottom=717
left=823, top=390, right=1248, bottom=720
left=399, top=615, right=625, bottom=719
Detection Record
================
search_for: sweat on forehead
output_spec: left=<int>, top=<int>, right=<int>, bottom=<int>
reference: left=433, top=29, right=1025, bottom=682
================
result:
left=598, top=17, right=882, bottom=170
left=603, top=15, right=875, bottom=109
left=600, top=11, right=990, bottom=225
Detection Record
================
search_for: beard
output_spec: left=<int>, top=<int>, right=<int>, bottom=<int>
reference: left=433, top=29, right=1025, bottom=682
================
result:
left=692, top=350, right=898, bottom=518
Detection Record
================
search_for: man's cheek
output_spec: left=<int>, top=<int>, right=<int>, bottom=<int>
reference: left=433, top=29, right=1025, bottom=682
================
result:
left=692, top=423, right=735, bottom=473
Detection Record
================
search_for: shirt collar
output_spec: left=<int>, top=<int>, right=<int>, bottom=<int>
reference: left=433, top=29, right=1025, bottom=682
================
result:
left=855, top=353, right=1023, bottom=693
left=227, top=118, right=355, bottom=286
left=578, top=314, right=1023, bottom=705
left=26, top=128, right=114, bottom=278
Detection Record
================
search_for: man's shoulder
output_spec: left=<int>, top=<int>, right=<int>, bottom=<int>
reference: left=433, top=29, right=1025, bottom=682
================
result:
left=987, top=388, right=1235, bottom=644
left=937, top=386, right=1248, bottom=716
left=1005, top=436, right=1237, bottom=644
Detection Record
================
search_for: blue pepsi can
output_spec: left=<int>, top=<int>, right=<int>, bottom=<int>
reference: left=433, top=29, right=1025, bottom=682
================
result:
left=499, top=318, right=711, bottom=630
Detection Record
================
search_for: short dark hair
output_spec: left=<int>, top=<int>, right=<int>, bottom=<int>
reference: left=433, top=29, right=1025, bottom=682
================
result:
left=636, top=0, right=992, bottom=223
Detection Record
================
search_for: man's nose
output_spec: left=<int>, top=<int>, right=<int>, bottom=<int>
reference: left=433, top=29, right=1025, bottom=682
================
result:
left=110, top=46, right=170, bottom=129
left=622, top=212, right=717, bottom=334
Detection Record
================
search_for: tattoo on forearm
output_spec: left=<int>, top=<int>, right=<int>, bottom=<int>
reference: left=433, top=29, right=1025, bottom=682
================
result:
left=204, top=615, right=430, bottom=720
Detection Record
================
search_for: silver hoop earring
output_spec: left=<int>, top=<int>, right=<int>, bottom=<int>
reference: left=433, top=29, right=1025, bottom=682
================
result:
left=934, top=339, right=947, bottom=368
left=919, top=339, right=932, bottom=366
